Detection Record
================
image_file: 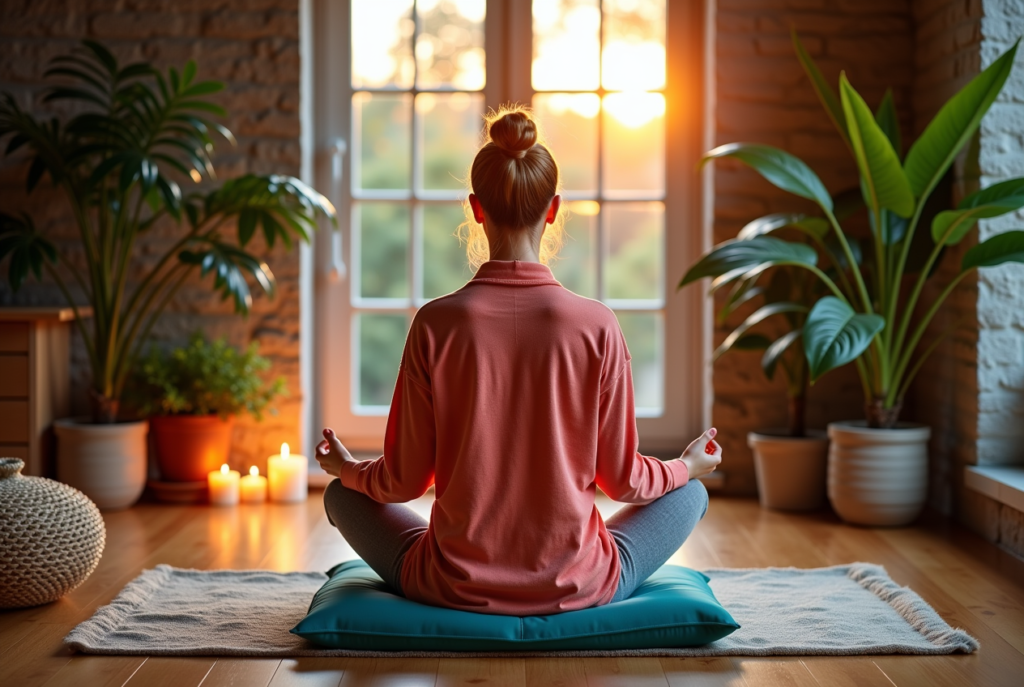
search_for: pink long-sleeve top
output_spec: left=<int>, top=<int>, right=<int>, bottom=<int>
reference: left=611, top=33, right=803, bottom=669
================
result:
left=339, top=260, right=689, bottom=615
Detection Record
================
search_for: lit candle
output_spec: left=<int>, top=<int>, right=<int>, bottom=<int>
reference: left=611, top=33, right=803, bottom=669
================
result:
left=208, top=463, right=240, bottom=506
left=240, top=466, right=268, bottom=504
left=268, top=442, right=308, bottom=503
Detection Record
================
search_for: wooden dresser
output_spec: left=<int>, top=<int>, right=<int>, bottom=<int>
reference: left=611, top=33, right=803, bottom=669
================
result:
left=0, top=307, right=91, bottom=477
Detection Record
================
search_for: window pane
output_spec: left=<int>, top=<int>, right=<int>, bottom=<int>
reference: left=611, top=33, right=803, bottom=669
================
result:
left=418, top=92, right=483, bottom=192
left=615, top=311, right=663, bottom=412
left=357, top=203, right=410, bottom=299
left=352, top=0, right=414, bottom=89
left=551, top=201, right=598, bottom=298
left=602, top=93, right=665, bottom=196
left=423, top=203, right=472, bottom=299
left=354, top=92, right=411, bottom=191
left=605, top=202, right=663, bottom=300
left=416, top=0, right=486, bottom=90
left=602, top=0, right=666, bottom=91
left=532, top=0, right=600, bottom=91
left=533, top=93, right=599, bottom=194
left=356, top=313, right=409, bottom=408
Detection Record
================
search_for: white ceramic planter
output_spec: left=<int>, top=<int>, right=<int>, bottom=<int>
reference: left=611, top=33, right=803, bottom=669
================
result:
left=748, top=430, right=829, bottom=511
left=827, top=421, right=931, bottom=526
left=54, top=417, right=148, bottom=511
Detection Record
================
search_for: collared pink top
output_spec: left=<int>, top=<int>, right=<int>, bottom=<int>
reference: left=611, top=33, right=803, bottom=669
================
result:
left=339, top=260, right=689, bottom=615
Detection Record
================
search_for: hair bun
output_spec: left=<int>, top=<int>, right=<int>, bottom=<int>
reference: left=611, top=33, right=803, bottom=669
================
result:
left=488, top=110, right=537, bottom=159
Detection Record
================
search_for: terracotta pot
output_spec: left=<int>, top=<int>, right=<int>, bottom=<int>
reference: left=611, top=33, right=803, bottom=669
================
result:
left=54, top=417, right=148, bottom=511
left=827, top=421, right=931, bottom=526
left=748, top=429, right=829, bottom=511
left=150, top=415, right=235, bottom=482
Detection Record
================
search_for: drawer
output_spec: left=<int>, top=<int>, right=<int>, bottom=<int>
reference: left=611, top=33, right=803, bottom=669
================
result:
left=0, top=354, right=29, bottom=397
left=0, top=400, right=29, bottom=443
left=0, top=323, right=29, bottom=353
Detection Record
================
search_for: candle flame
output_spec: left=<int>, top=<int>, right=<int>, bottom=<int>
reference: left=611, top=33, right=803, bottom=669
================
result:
left=281, top=442, right=290, bottom=460
left=250, top=466, right=259, bottom=477
left=220, top=463, right=230, bottom=474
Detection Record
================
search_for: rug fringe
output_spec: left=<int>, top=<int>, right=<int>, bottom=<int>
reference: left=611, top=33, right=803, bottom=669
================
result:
left=845, top=563, right=979, bottom=653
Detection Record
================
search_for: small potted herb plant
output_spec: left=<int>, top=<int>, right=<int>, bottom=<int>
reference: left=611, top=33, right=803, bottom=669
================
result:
left=133, top=334, right=284, bottom=483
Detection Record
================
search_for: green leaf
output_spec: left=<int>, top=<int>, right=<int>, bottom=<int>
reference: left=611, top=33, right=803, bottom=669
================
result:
left=182, top=60, right=197, bottom=85
left=179, top=241, right=277, bottom=314
left=0, top=213, right=57, bottom=291
left=81, top=39, right=118, bottom=75
left=714, top=301, right=809, bottom=361
left=238, top=209, right=257, bottom=246
left=679, top=236, right=818, bottom=288
left=875, top=88, right=902, bottom=158
left=904, top=40, right=1019, bottom=199
left=961, top=230, right=1024, bottom=271
left=803, top=296, right=884, bottom=382
left=792, top=30, right=848, bottom=146
left=737, top=213, right=828, bottom=241
left=701, top=143, right=832, bottom=211
left=933, top=178, right=1024, bottom=245
left=717, top=280, right=765, bottom=324
left=762, top=329, right=802, bottom=381
left=840, top=73, right=915, bottom=218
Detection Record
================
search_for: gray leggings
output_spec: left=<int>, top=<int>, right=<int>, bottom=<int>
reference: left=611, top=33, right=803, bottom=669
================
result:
left=323, top=478, right=709, bottom=606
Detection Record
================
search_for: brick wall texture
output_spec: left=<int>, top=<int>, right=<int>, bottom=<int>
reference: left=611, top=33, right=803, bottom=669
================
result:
left=712, top=0, right=916, bottom=495
left=908, top=0, right=1024, bottom=560
left=0, top=0, right=304, bottom=476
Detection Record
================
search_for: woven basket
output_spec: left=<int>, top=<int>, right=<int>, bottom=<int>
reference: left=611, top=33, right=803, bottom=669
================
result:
left=0, top=457, right=106, bottom=609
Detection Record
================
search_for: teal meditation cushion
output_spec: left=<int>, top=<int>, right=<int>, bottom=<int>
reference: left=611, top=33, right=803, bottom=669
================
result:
left=291, top=560, right=739, bottom=651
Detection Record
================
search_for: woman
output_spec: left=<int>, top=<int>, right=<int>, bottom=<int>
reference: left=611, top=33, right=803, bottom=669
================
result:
left=316, top=107, right=722, bottom=616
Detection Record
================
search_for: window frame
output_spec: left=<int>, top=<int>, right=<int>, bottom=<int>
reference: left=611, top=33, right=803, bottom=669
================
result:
left=310, top=0, right=711, bottom=455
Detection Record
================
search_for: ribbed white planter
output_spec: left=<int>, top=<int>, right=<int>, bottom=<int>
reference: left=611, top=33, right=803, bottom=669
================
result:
left=55, top=418, right=148, bottom=511
left=827, top=421, right=931, bottom=526
left=748, top=430, right=829, bottom=511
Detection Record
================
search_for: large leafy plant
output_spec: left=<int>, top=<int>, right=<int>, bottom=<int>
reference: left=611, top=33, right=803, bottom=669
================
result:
left=0, top=41, right=335, bottom=423
left=682, top=34, right=1024, bottom=429
left=687, top=197, right=861, bottom=437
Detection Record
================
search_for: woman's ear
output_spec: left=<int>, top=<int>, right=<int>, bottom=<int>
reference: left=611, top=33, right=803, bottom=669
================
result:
left=545, top=195, right=562, bottom=225
left=469, top=194, right=486, bottom=225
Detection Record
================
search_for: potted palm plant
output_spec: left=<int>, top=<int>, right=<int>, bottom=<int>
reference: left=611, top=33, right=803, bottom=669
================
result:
left=690, top=34, right=1024, bottom=525
left=133, top=334, right=284, bottom=484
left=0, top=41, right=335, bottom=510
left=682, top=201, right=860, bottom=511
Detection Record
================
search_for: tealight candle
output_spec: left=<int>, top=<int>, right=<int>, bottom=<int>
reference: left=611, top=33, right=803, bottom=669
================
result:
left=208, top=463, right=240, bottom=506
left=268, top=442, right=308, bottom=503
left=240, top=465, right=268, bottom=503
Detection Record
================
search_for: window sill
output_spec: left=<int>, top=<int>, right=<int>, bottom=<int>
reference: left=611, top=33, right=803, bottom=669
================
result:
left=965, top=465, right=1024, bottom=513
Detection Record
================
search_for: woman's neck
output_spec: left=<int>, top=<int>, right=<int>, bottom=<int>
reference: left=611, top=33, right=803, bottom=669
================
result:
left=484, top=224, right=543, bottom=263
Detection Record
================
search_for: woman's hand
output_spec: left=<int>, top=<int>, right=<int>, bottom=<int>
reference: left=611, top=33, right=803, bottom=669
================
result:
left=315, top=428, right=358, bottom=478
left=680, top=427, right=722, bottom=479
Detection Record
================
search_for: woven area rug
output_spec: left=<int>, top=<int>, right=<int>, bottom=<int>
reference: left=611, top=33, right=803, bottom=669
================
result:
left=64, top=562, right=978, bottom=658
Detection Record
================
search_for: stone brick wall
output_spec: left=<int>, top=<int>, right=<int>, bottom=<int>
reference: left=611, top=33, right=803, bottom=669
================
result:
left=0, top=0, right=304, bottom=475
left=712, top=0, right=916, bottom=495
left=909, top=0, right=1024, bottom=559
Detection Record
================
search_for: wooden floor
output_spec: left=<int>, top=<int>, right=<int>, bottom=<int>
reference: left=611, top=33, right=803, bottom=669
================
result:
left=2, top=492, right=1023, bottom=687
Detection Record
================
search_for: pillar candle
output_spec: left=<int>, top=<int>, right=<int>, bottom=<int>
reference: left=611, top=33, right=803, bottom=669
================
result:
left=240, top=465, right=268, bottom=504
left=268, top=442, right=308, bottom=503
left=208, top=463, right=240, bottom=506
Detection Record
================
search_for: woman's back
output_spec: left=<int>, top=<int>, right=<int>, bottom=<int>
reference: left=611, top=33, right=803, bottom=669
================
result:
left=340, top=259, right=688, bottom=615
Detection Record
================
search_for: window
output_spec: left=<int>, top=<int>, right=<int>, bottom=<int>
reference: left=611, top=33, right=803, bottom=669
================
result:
left=313, top=0, right=707, bottom=453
